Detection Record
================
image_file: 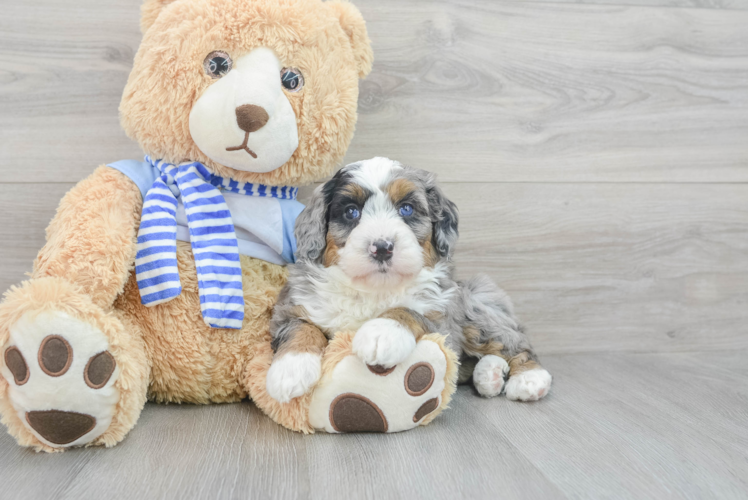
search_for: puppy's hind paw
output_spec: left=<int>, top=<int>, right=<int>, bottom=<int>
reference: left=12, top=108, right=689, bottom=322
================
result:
left=266, top=352, right=322, bottom=404
left=505, top=368, right=552, bottom=402
left=472, top=355, right=509, bottom=398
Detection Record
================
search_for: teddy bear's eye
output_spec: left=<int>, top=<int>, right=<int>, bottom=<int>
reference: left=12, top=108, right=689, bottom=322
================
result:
left=204, top=51, right=232, bottom=79
left=280, top=67, right=304, bottom=92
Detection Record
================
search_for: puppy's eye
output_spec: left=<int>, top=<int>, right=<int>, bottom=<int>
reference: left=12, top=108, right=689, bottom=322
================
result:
left=344, top=206, right=360, bottom=220
left=204, top=51, right=232, bottom=79
left=281, top=67, right=304, bottom=92
left=399, top=204, right=414, bottom=217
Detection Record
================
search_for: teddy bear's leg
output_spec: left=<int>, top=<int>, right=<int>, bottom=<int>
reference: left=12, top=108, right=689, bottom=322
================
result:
left=0, top=167, right=150, bottom=451
left=311, top=332, right=459, bottom=433
left=246, top=331, right=459, bottom=434
left=0, top=279, right=150, bottom=451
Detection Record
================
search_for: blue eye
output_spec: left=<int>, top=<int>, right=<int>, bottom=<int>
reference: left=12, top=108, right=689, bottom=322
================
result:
left=345, top=206, right=360, bottom=220
left=399, top=204, right=414, bottom=217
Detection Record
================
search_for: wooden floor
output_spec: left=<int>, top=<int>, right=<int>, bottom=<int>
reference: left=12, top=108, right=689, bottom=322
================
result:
left=1, top=0, right=747, bottom=499
left=1, top=351, right=747, bottom=499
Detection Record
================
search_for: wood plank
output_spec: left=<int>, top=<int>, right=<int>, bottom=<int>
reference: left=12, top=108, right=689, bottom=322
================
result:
left=1, top=182, right=746, bottom=355
left=0, top=395, right=562, bottom=500
left=0, top=402, right=311, bottom=500
left=0, top=0, right=142, bottom=184
left=303, top=396, right=564, bottom=500
left=1, top=1, right=747, bottom=183
left=344, top=0, right=748, bottom=182
left=445, top=182, right=748, bottom=354
left=514, top=0, right=748, bottom=10
left=0, top=184, right=73, bottom=293
left=1, top=351, right=746, bottom=499
left=59, top=403, right=312, bottom=500
left=468, top=351, right=748, bottom=499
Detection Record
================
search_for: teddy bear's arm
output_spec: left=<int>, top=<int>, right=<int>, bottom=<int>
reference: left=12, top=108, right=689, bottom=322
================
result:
left=31, top=166, right=144, bottom=310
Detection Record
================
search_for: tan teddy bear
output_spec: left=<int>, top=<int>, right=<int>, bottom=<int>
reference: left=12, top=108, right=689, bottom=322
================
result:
left=0, top=0, right=458, bottom=452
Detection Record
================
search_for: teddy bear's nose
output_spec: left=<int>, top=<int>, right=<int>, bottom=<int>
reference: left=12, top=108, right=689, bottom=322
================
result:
left=235, top=104, right=269, bottom=133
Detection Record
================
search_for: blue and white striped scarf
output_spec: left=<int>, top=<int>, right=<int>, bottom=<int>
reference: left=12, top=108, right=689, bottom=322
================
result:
left=135, top=156, right=298, bottom=329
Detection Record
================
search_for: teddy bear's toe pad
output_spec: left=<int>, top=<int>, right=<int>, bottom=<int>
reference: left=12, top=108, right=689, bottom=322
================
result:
left=330, top=394, right=388, bottom=432
left=310, top=339, right=447, bottom=433
left=4, top=347, right=29, bottom=385
left=1, top=311, right=121, bottom=448
left=26, top=410, right=97, bottom=445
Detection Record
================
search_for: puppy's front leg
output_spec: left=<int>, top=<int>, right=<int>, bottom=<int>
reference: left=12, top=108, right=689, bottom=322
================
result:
left=266, top=318, right=328, bottom=403
left=353, top=308, right=433, bottom=368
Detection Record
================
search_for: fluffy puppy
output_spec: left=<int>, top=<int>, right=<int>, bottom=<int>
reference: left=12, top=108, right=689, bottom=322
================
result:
left=266, top=157, right=552, bottom=404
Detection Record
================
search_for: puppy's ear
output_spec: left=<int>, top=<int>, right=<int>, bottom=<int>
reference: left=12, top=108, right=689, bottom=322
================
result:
left=294, top=169, right=346, bottom=263
left=426, top=176, right=459, bottom=260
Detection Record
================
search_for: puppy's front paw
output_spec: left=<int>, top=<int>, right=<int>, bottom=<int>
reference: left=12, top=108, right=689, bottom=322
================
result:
left=505, top=368, right=552, bottom=401
left=265, top=352, right=322, bottom=404
left=352, top=318, right=416, bottom=368
left=473, top=355, right=509, bottom=398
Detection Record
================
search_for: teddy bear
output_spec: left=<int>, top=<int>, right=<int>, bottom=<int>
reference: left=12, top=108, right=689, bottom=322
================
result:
left=0, top=0, right=458, bottom=452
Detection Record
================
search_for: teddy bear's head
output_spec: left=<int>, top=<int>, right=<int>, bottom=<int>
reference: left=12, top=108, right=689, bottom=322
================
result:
left=120, top=0, right=372, bottom=186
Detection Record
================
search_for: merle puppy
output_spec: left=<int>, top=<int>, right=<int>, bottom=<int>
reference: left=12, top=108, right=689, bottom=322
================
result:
left=265, top=157, right=552, bottom=404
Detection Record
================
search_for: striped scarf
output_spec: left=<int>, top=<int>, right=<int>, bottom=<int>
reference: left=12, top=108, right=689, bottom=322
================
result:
left=135, top=156, right=298, bottom=329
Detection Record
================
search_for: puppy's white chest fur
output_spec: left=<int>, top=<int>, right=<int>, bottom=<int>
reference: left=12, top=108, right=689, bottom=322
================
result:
left=292, top=263, right=454, bottom=334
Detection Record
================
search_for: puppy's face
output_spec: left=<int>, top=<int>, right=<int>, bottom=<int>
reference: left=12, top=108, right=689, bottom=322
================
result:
left=296, top=157, right=459, bottom=289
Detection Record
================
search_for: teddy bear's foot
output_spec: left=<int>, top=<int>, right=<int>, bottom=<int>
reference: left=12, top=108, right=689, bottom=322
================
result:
left=2, top=310, right=121, bottom=448
left=309, top=333, right=457, bottom=433
left=0, top=277, right=149, bottom=451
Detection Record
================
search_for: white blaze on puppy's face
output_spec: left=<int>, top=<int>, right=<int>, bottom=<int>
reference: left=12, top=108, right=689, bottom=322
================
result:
left=336, top=158, right=426, bottom=289
left=189, top=47, right=300, bottom=174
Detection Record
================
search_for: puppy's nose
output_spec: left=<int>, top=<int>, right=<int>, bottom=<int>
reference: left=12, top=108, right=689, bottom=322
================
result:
left=235, top=104, right=269, bottom=133
left=369, top=240, right=394, bottom=263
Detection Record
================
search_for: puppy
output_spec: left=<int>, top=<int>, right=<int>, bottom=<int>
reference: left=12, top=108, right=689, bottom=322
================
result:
left=266, top=157, right=552, bottom=404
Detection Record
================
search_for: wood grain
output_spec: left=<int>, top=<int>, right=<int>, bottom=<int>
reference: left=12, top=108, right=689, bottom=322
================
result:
left=1, top=1, right=747, bottom=498
left=345, top=0, right=748, bottom=182
left=444, top=182, right=748, bottom=354
left=1, top=1, right=747, bottom=182
left=465, top=351, right=748, bottom=499
left=515, top=0, right=748, bottom=10
left=3, top=182, right=745, bottom=354
left=1, top=351, right=746, bottom=500
left=0, top=184, right=73, bottom=292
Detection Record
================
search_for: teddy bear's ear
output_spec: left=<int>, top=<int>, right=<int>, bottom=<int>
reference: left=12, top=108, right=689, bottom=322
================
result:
left=327, top=0, right=373, bottom=78
left=140, top=0, right=180, bottom=34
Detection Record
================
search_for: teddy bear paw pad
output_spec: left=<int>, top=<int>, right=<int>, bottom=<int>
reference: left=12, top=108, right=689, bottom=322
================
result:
left=1, top=311, right=120, bottom=448
left=309, top=339, right=448, bottom=433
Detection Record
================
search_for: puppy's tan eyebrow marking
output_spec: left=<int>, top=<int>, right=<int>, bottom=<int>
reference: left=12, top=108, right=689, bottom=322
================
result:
left=386, top=178, right=416, bottom=204
left=339, top=183, right=369, bottom=205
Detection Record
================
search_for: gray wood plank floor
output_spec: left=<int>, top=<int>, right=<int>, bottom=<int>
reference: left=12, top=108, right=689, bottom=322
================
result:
left=1, top=0, right=746, bottom=498
left=1, top=351, right=746, bottom=500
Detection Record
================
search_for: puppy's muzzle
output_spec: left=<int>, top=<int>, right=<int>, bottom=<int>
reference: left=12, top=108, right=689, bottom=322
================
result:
left=369, top=239, right=394, bottom=263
